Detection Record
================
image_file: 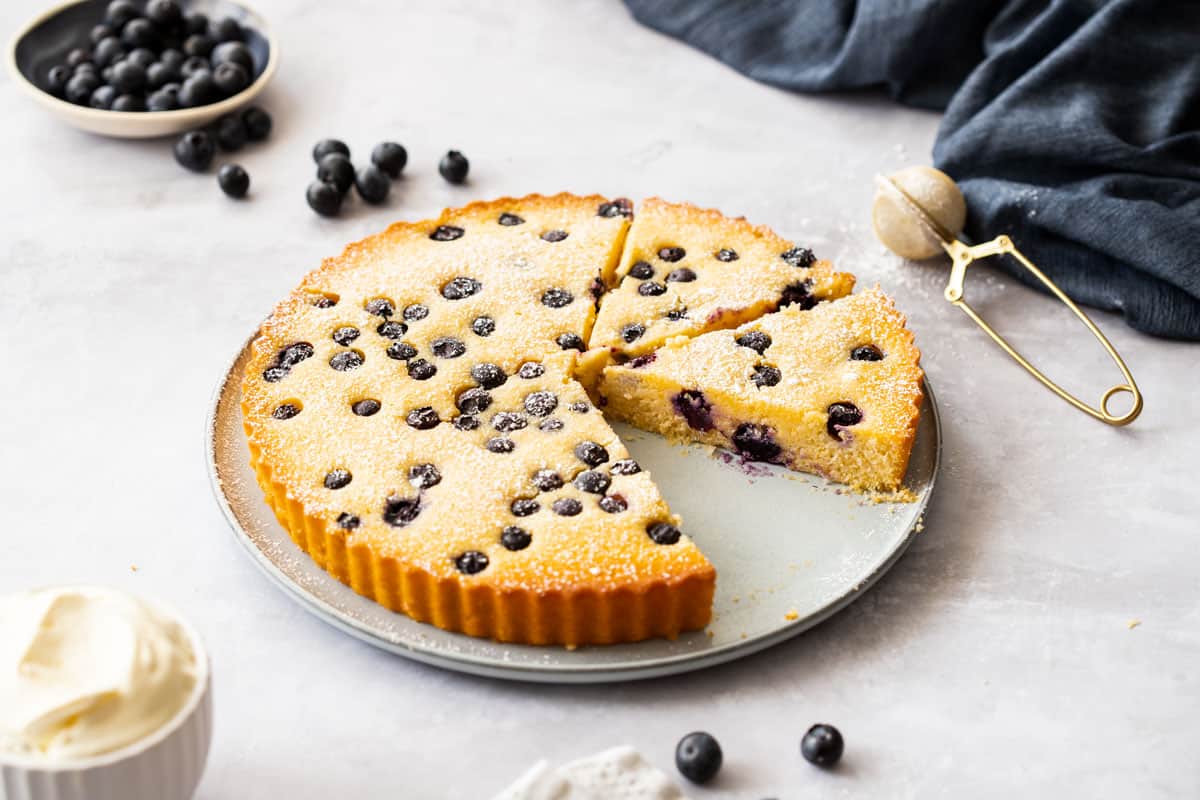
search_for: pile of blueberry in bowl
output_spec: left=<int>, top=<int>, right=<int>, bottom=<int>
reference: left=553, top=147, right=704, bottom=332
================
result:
left=8, top=0, right=278, bottom=138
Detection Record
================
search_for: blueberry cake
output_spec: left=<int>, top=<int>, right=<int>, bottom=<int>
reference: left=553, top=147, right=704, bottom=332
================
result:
left=601, top=288, right=923, bottom=491
left=243, top=194, right=920, bottom=645
left=242, top=194, right=714, bottom=645
left=579, top=198, right=856, bottom=390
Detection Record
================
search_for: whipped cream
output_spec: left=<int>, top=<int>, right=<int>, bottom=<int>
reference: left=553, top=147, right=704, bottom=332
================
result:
left=0, top=587, right=199, bottom=762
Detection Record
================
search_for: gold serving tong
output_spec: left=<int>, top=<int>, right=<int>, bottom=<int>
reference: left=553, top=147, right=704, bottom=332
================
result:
left=875, top=174, right=1143, bottom=426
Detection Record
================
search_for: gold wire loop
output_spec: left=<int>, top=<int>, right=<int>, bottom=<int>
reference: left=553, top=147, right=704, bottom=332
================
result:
left=940, top=236, right=1143, bottom=426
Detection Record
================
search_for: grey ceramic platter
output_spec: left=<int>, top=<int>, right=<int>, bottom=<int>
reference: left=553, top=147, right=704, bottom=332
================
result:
left=207, top=335, right=940, bottom=684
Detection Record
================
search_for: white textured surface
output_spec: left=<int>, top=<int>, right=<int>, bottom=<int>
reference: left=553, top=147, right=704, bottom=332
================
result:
left=1, top=1, right=1197, bottom=798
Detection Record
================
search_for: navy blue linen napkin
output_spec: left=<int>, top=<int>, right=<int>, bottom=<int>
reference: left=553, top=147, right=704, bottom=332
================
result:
left=622, top=0, right=1200, bottom=340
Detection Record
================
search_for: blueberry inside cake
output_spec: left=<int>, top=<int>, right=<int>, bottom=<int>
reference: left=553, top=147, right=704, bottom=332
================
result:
left=242, top=194, right=921, bottom=646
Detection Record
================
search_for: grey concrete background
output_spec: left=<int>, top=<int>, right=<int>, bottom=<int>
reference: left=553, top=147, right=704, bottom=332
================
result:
left=2, top=1, right=1196, bottom=797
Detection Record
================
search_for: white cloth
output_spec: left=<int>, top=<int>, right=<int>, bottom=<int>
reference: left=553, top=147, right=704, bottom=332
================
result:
left=493, top=746, right=687, bottom=800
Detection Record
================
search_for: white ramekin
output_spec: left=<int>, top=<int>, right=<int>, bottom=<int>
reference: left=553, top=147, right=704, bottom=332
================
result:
left=0, top=598, right=213, bottom=800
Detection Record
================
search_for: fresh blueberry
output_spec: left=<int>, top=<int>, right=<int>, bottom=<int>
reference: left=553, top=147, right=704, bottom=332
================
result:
left=104, top=0, right=139, bottom=29
left=323, top=468, right=352, bottom=490
left=408, top=463, right=442, bottom=488
left=146, top=61, right=178, bottom=90
left=391, top=340, right=420, bottom=362
left=89, top=84, right=117, bottom=109
left=126, top=48, right=156, bottom=69
left=159, top=49, right=184, bottom=69
left=210, top=41, right=253, bottom=71
left=351, top=399, right=381, bottom=416
left=209, top=16, right=243, bottom=42
left=471, top=362, right=506, bottom=388
left=90, top=23, right=115, bottom=46
left=371, top=141, right=407, bottom=177
left=438, top=150, right=469, bottom=184
left=214, top=114, right=247, bottom=150
left=121, top=18, right=158, bottom=49
left=406, top=406, right=441, bottom=430
left=826, top=402, right=863, bottom=440
left=146, top=0, right=183, bottom=27
left=675, top=732, right=722, bottom=784
left=735, top=331, right=771, bottom=354
left=111, top=60, right=146, bottom=93
left=574, top=440, right=609, bottom=467
left=801, top=724, right=844, bottom=767
left=501, top=526, right=531, bottom=551
left=64, top=72, right=100, bottom=105
left=648, top=522, right=682, bottom=545
left=179, top=71, right=219, bottom=107
left=212, top=61, right=249, bottom=95
left=111, top=93, right=144, bottom=112
left=317, top=153, right=354, bottom=194
left=93, top=36, right=125, bottom=67
left=306, top=181, right=342, bottom=217
left=312, top=138, right=349, bottom=163
left=45, top=64, right=71, bottom=96
left=183, top=33, right=215, bottom=57
left=455, top=551, right=489, bottom=575
left=146, top=86, right=179, bottom=111
left=355, top=164, right=391, bottom=204
left=66, top=48, right=91, bottom=68
left=173, top=130, right=215, bottom=171
left=180, top=55, right=209, bottom=78
left=851, top=344, right=884, bottom=361
left=183, top=11, right=208, bottom=35
left=218, top=164, right=249, bottom=198
left=241, top=106, right=272, bottom=140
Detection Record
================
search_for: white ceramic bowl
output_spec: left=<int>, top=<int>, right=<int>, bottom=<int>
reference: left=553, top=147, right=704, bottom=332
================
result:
left=6, top=0, right=278, bottom=138
left=0, top=596, right=213, bottom=800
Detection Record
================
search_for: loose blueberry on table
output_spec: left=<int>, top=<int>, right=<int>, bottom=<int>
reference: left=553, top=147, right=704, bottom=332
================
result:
left=675, top=731, right=722, bottom=784
left=217, top=163, right=249, bottom=198
left=800, top=723, right=844, bottom=767
left=438, top=150, right=469, bottom=184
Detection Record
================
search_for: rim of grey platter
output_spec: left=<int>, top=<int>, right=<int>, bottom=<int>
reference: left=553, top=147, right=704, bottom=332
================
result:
left=207, top=334, right=940, bottom=683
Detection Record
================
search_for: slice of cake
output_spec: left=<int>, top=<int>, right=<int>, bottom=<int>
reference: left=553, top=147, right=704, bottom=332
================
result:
left=242, top=194, right=714, bottom=645
left=600, top=288, right=923, bottom=491
left=581, top=198, right=856, bottom=389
